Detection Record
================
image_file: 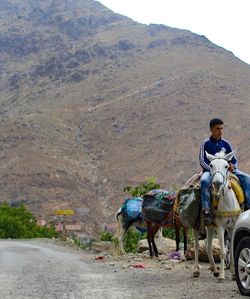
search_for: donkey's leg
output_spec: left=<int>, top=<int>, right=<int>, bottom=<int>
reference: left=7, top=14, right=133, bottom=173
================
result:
left=206, top=227, right=219, bottom=277
left=146, top=222, right=154, bottom=258
left=193, top=229, right=201, bottom=277
left=217, top=225, right=226, bottom=281
left=119, top=226, right=129, bottom=255
left=183, top=226, right=188, bottom=254
left=183, top=227, right=192, bottom=260
left=151, top=224, right=160, bottom=258
left=116, top=214, right=128, bottom=254
left=229, top=246, right=236, bottom=279
left=175, top=223, right=180, bottom=252
left=227, top=229, right=235, bottom=280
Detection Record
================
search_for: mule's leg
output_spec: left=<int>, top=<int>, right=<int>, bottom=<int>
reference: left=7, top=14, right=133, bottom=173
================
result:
left=206, top=227, right=219, bottom=278
left=175, top=223, right=180, bottom=252
left=151, top=224, right=160, bottom=258
left=193, top=229, right=201, bottom=278
left=116, top=214, right=128, bottom=254
left=183, top=226, right=192, bottom=260
left=217, top=226, right=226, bottom=281
left=119, top=226, right=129, bottom=255
left=146, top=222, right=154, bottom=258
left=227, top=229, right=235, bottom=280
left=183, top=226, right=188, bottom=254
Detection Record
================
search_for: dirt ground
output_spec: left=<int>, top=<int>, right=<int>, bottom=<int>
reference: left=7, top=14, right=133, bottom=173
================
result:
left=92, top=248, right=244, bottom=299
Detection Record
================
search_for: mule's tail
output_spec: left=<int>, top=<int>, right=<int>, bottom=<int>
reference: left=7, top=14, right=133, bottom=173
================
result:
left=115, top=208, right=123, bottom=238
left=115, top=207, right=122, bottom=220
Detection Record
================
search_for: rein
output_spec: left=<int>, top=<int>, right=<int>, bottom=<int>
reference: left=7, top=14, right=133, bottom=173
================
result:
left=211, top=170, right=227, bottom=197
left=211, top=167, right=241, bottom=218
left=211, top=170, right=226, bottom=186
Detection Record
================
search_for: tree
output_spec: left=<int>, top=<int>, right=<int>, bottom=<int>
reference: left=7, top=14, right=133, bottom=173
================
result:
left=0, top=203, right=57, bottom=239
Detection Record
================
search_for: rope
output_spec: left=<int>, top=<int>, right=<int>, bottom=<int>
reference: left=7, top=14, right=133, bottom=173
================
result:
left=214, top=208, right=242, bottom=218
left=154, top=191, right=175, bottom=207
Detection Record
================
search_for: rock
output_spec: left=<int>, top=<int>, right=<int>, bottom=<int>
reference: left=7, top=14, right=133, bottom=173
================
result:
left=137, top=237, right=176, bottom=254
left=91, top=241, right=115, bottom=253
left=147, top=39, right=167, bottom=49
left=74, top=49, right=91, bottom=64
left=67, top=72, right=84, bottom=83
left=117, top=39, right=135, bottom=51
left=188, top=238, right=221, bottom=262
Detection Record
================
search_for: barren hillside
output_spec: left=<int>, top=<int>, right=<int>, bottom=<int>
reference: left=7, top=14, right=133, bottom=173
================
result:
left=0, top=0, right=250, bottom=236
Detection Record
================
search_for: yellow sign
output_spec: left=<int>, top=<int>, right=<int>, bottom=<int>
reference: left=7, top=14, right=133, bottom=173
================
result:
left=55, top=210, right=74, bottom=215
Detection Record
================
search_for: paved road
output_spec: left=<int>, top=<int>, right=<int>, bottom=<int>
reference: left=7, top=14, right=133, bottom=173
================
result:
left=0, top=239, right=119, bottom=299
left=0, top=239, right=244, bottom=299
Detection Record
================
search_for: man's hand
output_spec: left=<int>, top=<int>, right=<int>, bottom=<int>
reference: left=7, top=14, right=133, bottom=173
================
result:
left=228, top=163, right=235, bottom=172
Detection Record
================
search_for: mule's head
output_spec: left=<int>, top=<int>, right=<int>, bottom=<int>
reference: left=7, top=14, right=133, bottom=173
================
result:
left=205, top=149, right=236, bottom=197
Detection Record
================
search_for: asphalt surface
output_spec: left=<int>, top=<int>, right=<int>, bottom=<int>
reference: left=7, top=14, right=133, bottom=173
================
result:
left=0, top=239, right=244, bottom=299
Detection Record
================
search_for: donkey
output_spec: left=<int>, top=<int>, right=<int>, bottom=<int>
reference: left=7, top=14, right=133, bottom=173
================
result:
left=192, top=149, right=242, bottom=281
left=116, top=194, right=188, bottom=257
left=144, top=219, right=188, bottom=258
left=115, top=197, right=161, bottom=254
left=142, top=190, right=189, bottom=258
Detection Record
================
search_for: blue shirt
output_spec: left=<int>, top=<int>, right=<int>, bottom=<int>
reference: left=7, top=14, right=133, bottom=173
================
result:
left=199, top=136, right=237, bottom=172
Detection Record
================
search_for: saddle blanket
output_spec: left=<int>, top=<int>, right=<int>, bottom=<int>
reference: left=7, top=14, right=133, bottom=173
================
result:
left=121, top=197, right=143, bottom=223
left=142, top=189, right=176, bottom=225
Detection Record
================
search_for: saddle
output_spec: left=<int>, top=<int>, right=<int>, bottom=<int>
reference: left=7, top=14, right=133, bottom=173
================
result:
left=229, top=173, right=245, bottom=204
left=176, top=171, right=245, bottom=231
left=176, top=172, right=202, bottom=229
left=142, top=189, right=176, bottom=225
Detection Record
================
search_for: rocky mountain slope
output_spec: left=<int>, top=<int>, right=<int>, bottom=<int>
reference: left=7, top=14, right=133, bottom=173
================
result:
left=1, top=0, right=250, bottom=236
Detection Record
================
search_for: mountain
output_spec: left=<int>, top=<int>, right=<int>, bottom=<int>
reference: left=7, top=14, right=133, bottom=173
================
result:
left=1, top=0, right=250, bottom=237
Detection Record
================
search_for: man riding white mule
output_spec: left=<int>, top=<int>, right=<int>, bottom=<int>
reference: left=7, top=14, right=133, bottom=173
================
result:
left=199, top=118, right=250, bottom=225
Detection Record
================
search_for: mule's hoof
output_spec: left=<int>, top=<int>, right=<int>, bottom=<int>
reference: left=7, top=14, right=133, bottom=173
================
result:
left=193, top=271, right=200, bottom=278
left=212, top=268, right=220, bottom=278
left=218, top=277, right=225, bottom=283
left=232, top=274, right=236, bottom=281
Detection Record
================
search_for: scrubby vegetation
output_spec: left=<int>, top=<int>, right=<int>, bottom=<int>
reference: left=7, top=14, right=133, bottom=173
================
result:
left=0, top=203, right=57, bottom=239
left=123, top=176, right=160, bottom=197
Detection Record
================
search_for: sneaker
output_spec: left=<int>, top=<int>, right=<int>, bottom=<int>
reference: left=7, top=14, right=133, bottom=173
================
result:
left=203, top=209, right=213, bottom=225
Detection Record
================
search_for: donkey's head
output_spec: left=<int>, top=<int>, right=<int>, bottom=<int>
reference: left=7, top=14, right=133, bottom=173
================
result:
left=205, top=149, right=237, bottom=197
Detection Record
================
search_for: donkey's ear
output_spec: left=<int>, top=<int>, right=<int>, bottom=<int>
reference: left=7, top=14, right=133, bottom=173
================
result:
left=224, top=148, right=237, bottom=161
left=205, top=151, right=216, bottom=161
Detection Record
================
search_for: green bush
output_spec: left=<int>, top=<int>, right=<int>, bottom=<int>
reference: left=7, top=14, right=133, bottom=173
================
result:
left=73, top=237, right=88, bottom=249
left=123, top=176, right=160, bottom=197
left=0, top=203, right=57, bottom=239
left=162, top=227, right=176, bottom=240
left=123, top=228, right=142, bottom=253
left=100, top=231, right=113, bottom=241
left=100, top=229, right=147, bottom=253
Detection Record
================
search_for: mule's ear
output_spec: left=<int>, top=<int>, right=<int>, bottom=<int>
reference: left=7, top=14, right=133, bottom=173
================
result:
left=224, top=148, right=237, bottom=162
left=205, top=151, right=216, bottom=161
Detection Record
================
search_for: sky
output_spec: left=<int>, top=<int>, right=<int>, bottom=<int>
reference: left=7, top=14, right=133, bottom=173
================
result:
left=98, top=0, right=250, bottom=65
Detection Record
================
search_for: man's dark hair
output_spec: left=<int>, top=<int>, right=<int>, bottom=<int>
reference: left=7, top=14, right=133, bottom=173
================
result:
left=209, top=118, right=224, bottom=128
